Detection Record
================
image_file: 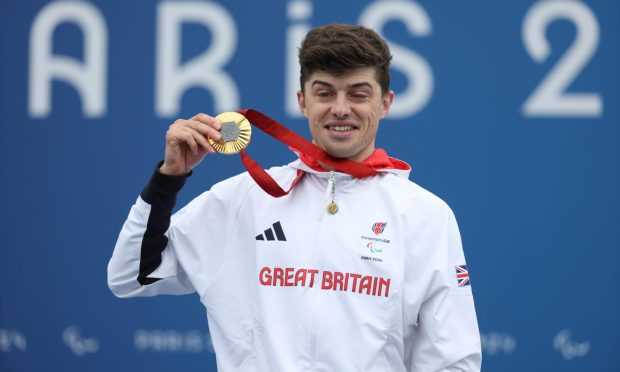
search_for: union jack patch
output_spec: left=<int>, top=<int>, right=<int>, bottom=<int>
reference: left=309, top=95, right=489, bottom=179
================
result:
left=455, top=265, right=470, bottom=287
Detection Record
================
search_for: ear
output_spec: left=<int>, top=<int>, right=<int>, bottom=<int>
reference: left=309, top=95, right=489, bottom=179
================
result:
left=379, top=90, right=395, bottom=119
left=297, top=90, right=308, bottom=117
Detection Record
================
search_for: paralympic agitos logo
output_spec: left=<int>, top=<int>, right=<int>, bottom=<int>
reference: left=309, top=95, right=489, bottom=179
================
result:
left=361, top=222, right=390, bottom=254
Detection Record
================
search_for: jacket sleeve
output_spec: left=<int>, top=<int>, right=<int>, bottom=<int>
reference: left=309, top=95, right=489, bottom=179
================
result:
left=107, top=163, right=195, bottom=298
left=404, top=204, right=482, bottom=371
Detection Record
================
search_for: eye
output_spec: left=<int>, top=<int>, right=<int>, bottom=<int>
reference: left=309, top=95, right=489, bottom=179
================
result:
left=351, top=92, right=369, bottom=100
left=316, top=91, right=333, bottom=99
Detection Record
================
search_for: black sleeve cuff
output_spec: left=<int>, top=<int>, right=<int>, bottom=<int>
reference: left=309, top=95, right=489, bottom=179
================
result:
left=140, top=161, right=191, bottom=212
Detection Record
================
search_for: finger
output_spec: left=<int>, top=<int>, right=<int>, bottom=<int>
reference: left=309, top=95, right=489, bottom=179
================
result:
left=191, top=113, right=221, bottom=130
left=190, top=128, right=217, bottom=154
left=171, top=119, right=221, bottom=142
left=185, top=119, right=222, bottom=141
left=176, top=127, right=200, bottom=155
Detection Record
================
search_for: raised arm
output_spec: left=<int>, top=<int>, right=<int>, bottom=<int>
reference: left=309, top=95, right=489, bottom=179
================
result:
left=107, top=113, right=222, bottom=297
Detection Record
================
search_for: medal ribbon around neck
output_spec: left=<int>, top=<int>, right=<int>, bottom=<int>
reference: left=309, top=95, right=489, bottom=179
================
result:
left=210, top=109, right=379, bottom=198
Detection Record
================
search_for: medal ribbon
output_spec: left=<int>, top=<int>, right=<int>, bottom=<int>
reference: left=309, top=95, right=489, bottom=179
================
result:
left=237, top=109, right=378, bottom=198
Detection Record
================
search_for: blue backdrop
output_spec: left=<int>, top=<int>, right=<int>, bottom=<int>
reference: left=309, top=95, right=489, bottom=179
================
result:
left=1, top=0, right=618, bottom=371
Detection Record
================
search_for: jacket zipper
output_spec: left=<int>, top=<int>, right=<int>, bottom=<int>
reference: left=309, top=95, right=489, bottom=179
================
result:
left=311, top=171, right=336, bottom=369
left=318, top=171, right=337, bottom=220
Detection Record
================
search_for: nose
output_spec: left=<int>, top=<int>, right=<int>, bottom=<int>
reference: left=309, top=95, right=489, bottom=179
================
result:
left=330, top=93, right=351, bottom=118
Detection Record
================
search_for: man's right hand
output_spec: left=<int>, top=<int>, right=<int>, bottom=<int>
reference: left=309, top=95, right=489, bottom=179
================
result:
left=159, top=113, right=222, bottom=176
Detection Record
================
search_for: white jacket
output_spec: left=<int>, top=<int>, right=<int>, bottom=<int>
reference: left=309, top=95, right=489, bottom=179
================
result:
left=108, top=156, right=482, bottom=371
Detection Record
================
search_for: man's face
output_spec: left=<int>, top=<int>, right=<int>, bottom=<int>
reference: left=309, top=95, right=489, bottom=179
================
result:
left=297, top=67, right=394, bottom=162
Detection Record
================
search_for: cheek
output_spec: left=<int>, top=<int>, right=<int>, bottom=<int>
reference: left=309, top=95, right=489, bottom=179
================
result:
left=307, top=114, right=322, bottom=137
left=362, top=108, right=379, bottom=126
left=308, top=105, right=329, bottom=123
left=368, top=121, right=379, bottom=137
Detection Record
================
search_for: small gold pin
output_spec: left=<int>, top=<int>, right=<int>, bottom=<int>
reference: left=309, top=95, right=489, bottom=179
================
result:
left=327, top=201, right=339, bottom=214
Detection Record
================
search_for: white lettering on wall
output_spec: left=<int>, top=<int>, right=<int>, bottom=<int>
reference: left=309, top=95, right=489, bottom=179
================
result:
left=156, top=1, right=239, bottom=117
left=522, top=0, right=601, bottom=117
left=359, top=0, right=434, bottom=119
left=134, top=329, right=214, bottom=353
left=285, top=0, right=313, bottom=118
left=29, top=0, right=108, bottom=118
left=553, top=329, right=590, bottom=360
left=63, top=326, right=99, bottom=356
left=0, top=329, right=27, bottom=352
left=481, top=332, right=517, bottom=355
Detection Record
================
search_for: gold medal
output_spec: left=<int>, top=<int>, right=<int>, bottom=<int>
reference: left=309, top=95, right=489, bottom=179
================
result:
left=209, top=112, right=252, bottom=154
left=327, top=201, right=339, bottom=214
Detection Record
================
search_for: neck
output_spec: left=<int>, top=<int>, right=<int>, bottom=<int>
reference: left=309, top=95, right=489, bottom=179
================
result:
left=316, top=161, right=335, bottom=171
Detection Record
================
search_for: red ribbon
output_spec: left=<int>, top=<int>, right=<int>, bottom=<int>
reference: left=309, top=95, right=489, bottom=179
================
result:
left=237, top=109, right=378, bottom=198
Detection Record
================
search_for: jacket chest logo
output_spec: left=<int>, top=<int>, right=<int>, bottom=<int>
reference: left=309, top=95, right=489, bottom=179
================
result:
left=255, top=221, right=287, bottom=242
left=371, top=222, right=387, bottom=235
left=360, top=222, right=390, bottom=262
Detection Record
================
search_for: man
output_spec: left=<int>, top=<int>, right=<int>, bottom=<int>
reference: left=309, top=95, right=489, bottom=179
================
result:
left=108, top=24, right=481, bottom=371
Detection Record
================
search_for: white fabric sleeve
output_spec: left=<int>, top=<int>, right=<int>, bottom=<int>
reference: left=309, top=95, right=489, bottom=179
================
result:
left=405, top=205, right=482, bottom=371
left=107, top=196, right=195, bottom=297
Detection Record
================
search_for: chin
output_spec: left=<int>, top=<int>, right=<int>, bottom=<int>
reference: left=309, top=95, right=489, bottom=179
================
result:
left=324, top=148, right=356, bottom=159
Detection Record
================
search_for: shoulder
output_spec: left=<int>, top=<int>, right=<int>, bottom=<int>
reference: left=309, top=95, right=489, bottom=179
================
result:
left=176, top=162, right=297, bottom=216
left=379, top=173, right=457, bottom=228
left=384, top=173, right=452, bottom=212
left=210, top=163, right=296, bottom=196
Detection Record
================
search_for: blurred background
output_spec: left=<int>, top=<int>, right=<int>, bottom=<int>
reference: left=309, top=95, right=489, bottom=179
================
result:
left=1, top=0, right=618, bottom=371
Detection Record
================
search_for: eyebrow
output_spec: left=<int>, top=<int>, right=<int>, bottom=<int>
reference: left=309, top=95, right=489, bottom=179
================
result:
left=311, top=80, right=374, bottom=90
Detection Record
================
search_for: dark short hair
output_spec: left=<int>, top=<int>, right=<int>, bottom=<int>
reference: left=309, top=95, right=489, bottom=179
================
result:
left=298, top=24, right=392, bottom=95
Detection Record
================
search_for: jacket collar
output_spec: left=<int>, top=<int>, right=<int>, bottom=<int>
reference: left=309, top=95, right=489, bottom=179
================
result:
left=290, top=148, right=411, bottom=178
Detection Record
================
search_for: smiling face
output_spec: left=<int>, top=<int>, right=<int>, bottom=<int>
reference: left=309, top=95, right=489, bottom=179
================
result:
left=297, top=67, right=394, bottom=162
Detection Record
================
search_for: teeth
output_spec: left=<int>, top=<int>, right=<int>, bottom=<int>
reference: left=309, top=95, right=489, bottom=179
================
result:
left=330, top=126, right=353, bottom=132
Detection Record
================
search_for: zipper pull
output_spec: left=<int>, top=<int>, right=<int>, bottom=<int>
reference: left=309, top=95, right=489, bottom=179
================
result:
left=318, top=172, right=338, bottom=220
left=326, top=171, right=338, bottom=214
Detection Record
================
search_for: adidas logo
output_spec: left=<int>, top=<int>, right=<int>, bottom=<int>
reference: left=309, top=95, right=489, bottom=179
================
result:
left=256, top=221, right=287, bottom=241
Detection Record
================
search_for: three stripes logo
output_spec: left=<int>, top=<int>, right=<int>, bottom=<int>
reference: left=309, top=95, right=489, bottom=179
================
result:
left=256, top=221, right=287, bottom=241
